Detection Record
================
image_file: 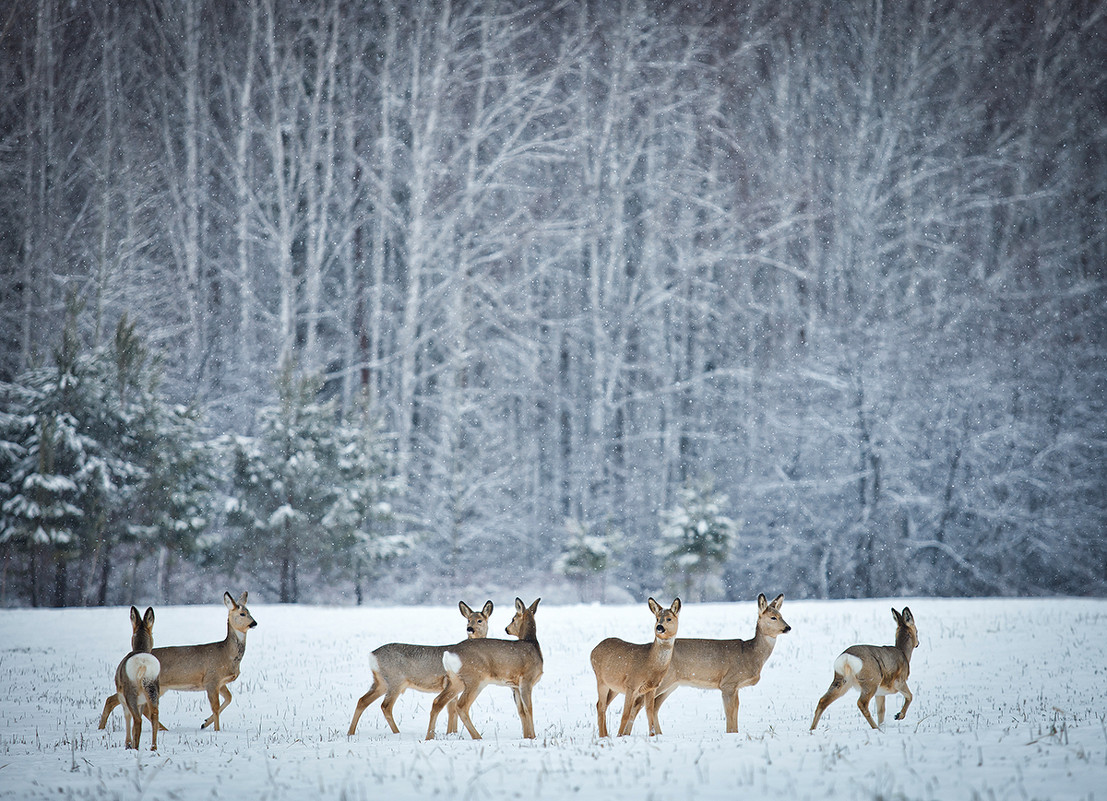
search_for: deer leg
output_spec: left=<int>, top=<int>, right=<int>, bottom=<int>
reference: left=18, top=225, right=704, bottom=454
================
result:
left=425, top=678, right=459, bottom=740
left=122, top=701, right=135, bottom=749
left=646, top=690, right=664, bottom=739
left=379, top=688, right=403, bottom=734
left=148, top=688, right=159, bottom=751
left=856, top=687, right=880, bottom=729
left=894, top=684, right=913, bottom=721
left=810, top=675, right=849, bottom=730
left=98, top=694, right=119, bottom=729
left=348, top=681, right=386, bottom=735
left=201, top=686, right=224, bottom=730
left=521, top=683, right=537, bottom=739
left=595, top=684, right=614, bottom=738
left=513, top=684, right=536, bottom=739
left=136, top=711, right=144, bottom=750
left=214, top=685, right=233, bottom=716
left=127, top=692, right=143, bottom=750
left=446, top=696, right=459, bottom=734
left=875, top=695, right=886, bottom=726
left=617, top=691, right=643, bottom=736
left=143, top=705, right=169, bottom=732
left=721, top=684, right=741, bottom=734
left=454, top=683, right=485, bottom=740
left=643, top=690, right=662, bottom=737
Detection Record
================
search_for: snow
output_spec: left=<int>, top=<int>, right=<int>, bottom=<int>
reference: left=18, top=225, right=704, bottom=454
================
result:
left=1, top=597, right=1104, bottom=800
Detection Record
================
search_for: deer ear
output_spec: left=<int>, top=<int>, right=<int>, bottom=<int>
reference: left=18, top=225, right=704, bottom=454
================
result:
left=891, top=607, right=903, bottom=624
left=529, top=598, right=541, bottom=613
left=143, top=607, right=155, bottom=627
left=648, top=597, right=662, bottom=615
left=770, top=594, right=784, bottom=610
left=130, top=606, right=141, bottom=628
left=482, top=600, right=494, bottom=617
left=901, top=607, right=913, bottom=623
left=459, top=601, right=473, bottom=617
left=237, top=591, right=248, bottom=606
left=224, top=591, right=236, bottom=610
left=757, top=594, right=768, bottom=613
left=671, top=598, right=681, bottom=615
left=515, top=597, right=525, bottom=613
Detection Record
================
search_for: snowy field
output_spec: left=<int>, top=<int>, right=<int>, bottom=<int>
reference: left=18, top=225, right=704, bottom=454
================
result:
left=1, top=596, right=1104, bottom=800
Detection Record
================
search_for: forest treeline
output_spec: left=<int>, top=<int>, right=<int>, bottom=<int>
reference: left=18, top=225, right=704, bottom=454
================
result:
left=1, top=0, right=1105, bottom=606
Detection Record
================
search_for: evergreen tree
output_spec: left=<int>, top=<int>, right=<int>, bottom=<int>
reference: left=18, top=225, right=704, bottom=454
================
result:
left=657, top=479, right=739, bottom=602
left=0, top=304, right=212, bottom=606
left=222, top=368, right=399, bottom=603
left=555, top=517, right=622, bottom=602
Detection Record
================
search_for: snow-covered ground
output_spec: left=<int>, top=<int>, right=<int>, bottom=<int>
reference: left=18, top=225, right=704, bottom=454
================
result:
left=1, top=596, right=1104, bottom=800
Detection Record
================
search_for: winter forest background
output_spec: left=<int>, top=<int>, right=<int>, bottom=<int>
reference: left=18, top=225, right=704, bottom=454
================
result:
left=1, top=0, right=1104, bottom=608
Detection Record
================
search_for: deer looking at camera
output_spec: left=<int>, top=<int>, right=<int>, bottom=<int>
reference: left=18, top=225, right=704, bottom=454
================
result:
left=347, top=600, right=494, bottom=736
left=810, top=606, right=919, bottom=730
left=652, top=592, right=790, bottom=735
left=590, top=597, right=682, bottom=737
left=427, top=597, right=543, bottom=740
left=111, top=606, right=160, bottom=751
left=99, top=591, right=257, bottom=732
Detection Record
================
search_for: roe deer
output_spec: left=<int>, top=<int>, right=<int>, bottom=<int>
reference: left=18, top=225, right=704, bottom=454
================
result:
left=111, top=606, right=160, bottom=751
left=810, top=607, right=919, bottom=730
left=653, top=593, right=790, bottom=734
left=590, top=597, right=681, bottom=737
left=347, top=600, right=493, bottom=736
left=426, top=597, right=543, bottom=740
left=98, top=591, right=257, bottom=732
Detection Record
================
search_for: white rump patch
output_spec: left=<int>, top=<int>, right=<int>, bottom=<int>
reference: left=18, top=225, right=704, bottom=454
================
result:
left=442, top=651, right=462, bottom=675
left=367, top=653, right=380, bottom=674
left=126, top=653, right=161, bottom=683
left=834, top=653, right=864, bottom=679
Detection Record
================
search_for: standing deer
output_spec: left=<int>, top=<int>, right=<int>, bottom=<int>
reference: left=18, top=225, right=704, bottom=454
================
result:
left=347, top=600, right=494, bottom=736
left=426, top=597, right=543, bottom=740
left=590, top=597, right=681, bottom=737
left=99, top=591, right=257, bottom=732
left=810, top=607, right=919, bottom=730
left=652, top=593, right=790, bottom=734
left=111, top=606, right=160, bottom=751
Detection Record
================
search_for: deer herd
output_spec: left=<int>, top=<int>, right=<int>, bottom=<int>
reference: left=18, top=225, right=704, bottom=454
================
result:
left=99, top=590, right=919, bottom=751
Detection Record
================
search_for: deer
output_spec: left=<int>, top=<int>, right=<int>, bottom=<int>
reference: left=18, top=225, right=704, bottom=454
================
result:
left=590, top=597, right=682, bottom=737
left=110, top=606, right=160, bottom=751
left=98, top=591, right=257, bottom=732
left=652, top=593, right=790, bottom=734
left=347, top=600, right=494, bottom=736
left=426, top=597, right=543, bottom=740
left=810, top=606, right=919, bottom=731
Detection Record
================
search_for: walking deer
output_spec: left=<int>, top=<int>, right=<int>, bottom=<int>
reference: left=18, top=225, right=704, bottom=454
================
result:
left=111, top=606, right=160, bottom=751
left=99, top=591, right=257, bottom=732
left=426, top=597, right=543, bottom=740
left=810, top=606, right=919, bottom=730
left=347, top=600, right=494, bottom=736
left=590, top=597, right=681, bottom=737
left=652, top=593, right=789, bottom=734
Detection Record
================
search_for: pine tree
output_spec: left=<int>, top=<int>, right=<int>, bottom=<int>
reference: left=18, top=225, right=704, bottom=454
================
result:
left=657, top=479, right=739, bottom=601
left=222, top=368, right=399, bottom=603
left=555, top=517, right=622, bottom=602
left=0, top=304, right=212, bottom=606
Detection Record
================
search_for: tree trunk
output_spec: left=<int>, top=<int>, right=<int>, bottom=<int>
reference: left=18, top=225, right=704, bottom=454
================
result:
left=52, top=551, right=67, bottom=607
left=97, top=540, right=113, bottom=606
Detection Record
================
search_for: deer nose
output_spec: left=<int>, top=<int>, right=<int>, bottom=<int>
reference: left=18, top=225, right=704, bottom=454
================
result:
left=656, top=624, right=665, bottom=633
left=783, top=624, right=792, bottom=633
left=249, top=621, right=258, bottom=628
